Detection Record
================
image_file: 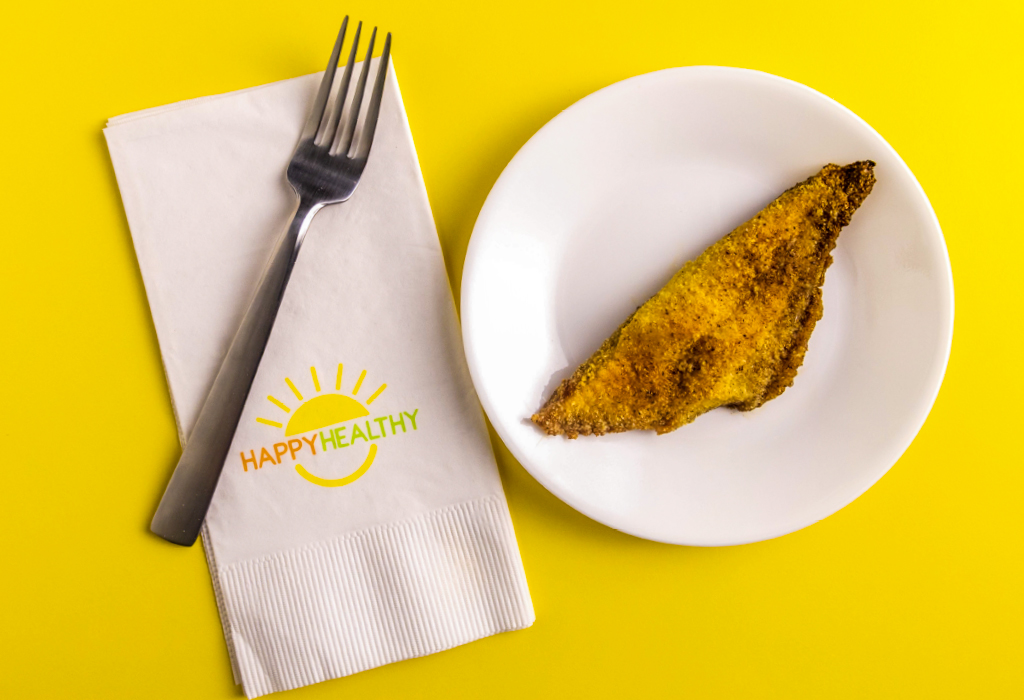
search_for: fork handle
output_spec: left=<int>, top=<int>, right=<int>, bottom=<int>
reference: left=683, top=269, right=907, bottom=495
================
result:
left=150, top=197, right=321, bottom=546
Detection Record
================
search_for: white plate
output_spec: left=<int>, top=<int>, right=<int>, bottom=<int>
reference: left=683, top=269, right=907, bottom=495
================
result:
left=461, top=67, right=953, bottom=546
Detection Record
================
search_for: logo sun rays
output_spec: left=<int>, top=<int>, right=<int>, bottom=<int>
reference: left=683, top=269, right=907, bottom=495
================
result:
left=256, top=363, right=387, bottom=436
left=254, top=364, right=385, bottom=433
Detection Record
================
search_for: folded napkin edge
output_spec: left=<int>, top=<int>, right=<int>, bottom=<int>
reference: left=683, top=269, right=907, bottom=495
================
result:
left=105, top=57, right=389, bottom=129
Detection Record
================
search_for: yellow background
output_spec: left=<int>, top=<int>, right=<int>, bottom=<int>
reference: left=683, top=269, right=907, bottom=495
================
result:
left=1, top=0, right=1021, bottom=697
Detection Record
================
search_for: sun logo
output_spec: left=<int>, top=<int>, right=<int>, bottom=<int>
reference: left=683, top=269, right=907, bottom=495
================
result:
left=254, top=364, right=388, bottom=488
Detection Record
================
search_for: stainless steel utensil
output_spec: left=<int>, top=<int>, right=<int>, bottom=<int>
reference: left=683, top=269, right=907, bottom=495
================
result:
left=150, top=18, right=392, bottom=546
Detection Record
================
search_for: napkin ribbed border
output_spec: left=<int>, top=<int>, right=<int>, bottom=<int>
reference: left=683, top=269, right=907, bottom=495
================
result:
left=201, top=523, right=241, bottom=684
left=216, top=494, right=534, bottom=698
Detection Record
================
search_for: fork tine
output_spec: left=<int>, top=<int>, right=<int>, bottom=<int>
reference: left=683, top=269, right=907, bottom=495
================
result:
left=300, top=17, right=348, bottom=142
left=320, top=21, right=362, bottom=147
left=332, top=26, right=377, bottom=156
left=353, top=32, right=391, bottom=159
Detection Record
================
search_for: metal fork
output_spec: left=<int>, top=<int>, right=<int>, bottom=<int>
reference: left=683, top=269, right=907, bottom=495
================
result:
left=150, top=18, right=392, bottom=546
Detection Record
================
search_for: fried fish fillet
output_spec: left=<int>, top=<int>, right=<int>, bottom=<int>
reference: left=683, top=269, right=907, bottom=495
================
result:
left=532, top=161, right=876, bottom=438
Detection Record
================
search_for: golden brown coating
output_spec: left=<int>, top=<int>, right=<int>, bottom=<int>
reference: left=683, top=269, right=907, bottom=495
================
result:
left=532, top=161, right=876, bottom=438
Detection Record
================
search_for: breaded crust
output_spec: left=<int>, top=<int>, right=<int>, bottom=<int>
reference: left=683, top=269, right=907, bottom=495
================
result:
left=532, top=161, right=876, bottom=438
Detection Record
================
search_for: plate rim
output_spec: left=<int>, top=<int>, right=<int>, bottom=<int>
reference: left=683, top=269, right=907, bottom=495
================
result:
left=461, top=65, right=955, bottom=546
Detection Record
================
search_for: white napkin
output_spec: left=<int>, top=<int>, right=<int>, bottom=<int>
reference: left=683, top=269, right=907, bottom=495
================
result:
left=105, top=61, right=534, bottom=698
